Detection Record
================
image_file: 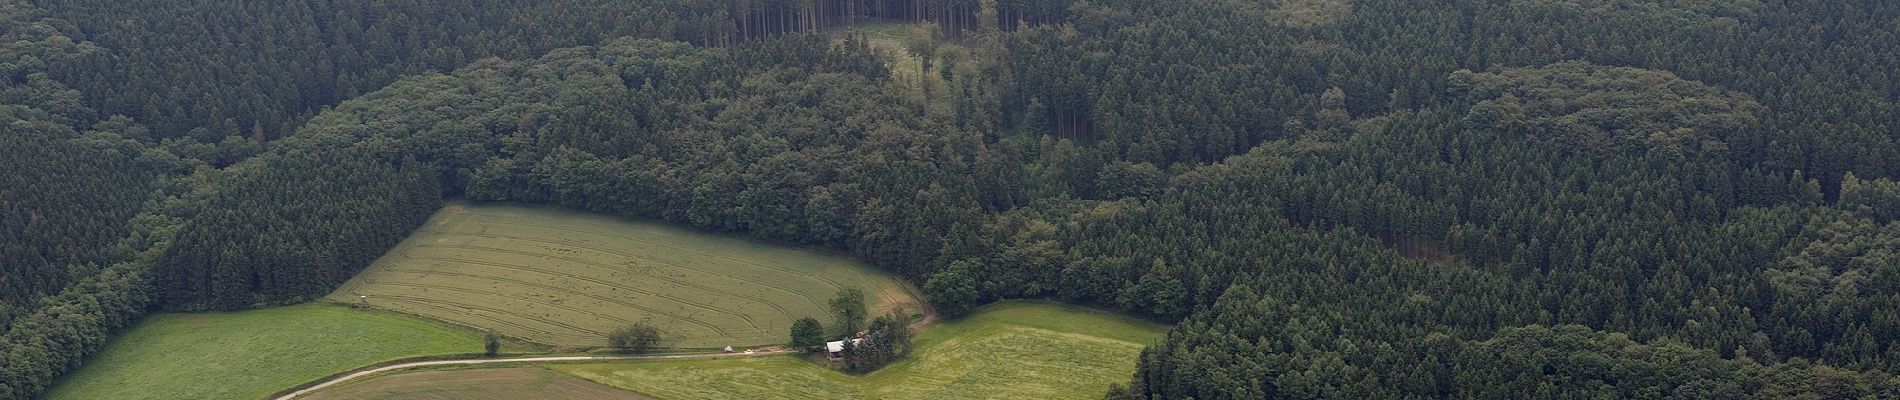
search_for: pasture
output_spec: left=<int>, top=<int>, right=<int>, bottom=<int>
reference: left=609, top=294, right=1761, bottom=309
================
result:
left=549, top=301, right=1166, bottom=399
left=302, top=367, right=646, bottom=400
left=328, top=202, right=921, bottom=349
left=44, top=303, right=480, bottom=400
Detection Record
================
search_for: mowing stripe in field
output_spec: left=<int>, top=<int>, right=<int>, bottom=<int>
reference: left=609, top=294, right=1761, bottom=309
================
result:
left=407, top=240, right=812, bottom=323
left=423, top=223, right=853, bottom=295
left=387, top=255, right=757, bottom=332
left=329, top=202, right=920, bottom=348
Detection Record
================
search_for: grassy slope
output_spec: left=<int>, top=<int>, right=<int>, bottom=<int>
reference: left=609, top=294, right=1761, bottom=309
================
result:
left=549, top=301, right=1166, bottom=400
left=329, top=202, right=919, bottom=349
left=303, top=367, right=648, bottom=400
left=45, top=303, right=480, bottom=400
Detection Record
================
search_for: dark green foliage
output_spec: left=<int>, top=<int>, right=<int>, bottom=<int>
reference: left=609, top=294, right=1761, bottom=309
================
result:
left=841, top=313, right=912, bottom=373
left=32, top=0, right=1069, bottom=146
left=153, top=148, right=441, bottom=310
left=1094, top=161, right=1162, bottom=199
left=253, top=31, right=1900, bottom=395
left=4, top=0, right=1900, bottom=397
left=0, top=6, right=190, bottom=393
left=1004, top=0, right=1899, bottom=189
left=0, top=112, right=187, bottom=400
left=0, top=127, right=153, bottom=320
left=830, top=288, right=868, bottom=336
left=790, top=317, right=826, bottom=350
left=923, top=260, right=982, bottom=317
left=608, top=323, right=663, bottom=354
left=1839, top=173, right=1900, bottom=224
left=0, top=261, right=154, bottom=399
left=484, top=329, right=501, bottom=357
left=0, top=0, right=165, bottom=325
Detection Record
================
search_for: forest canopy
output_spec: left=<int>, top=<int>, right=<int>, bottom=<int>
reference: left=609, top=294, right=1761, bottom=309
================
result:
left=3, top=0, right=1899, bottom=398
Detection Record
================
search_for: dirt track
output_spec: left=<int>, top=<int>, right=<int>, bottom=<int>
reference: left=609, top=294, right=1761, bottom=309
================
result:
left=279, top=303, right=939, bottom=400
left=272, top=350, right=794, bottom=400
left=280, top=287, right=940, bottom=400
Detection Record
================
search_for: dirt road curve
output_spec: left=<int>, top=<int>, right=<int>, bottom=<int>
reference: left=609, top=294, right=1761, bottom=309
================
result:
left=280, top=301, right=940, bottom=400
left=272, top=350, right=794, bottom=400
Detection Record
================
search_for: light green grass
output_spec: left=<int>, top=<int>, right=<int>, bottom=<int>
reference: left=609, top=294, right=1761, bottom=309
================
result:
left=303, top=367, right=648, bottom=400
left=549, top=301, right=1166, bottom=400
left=45, top=303, right=480, bottom=400
left=329, top=202, right=921, bottom=348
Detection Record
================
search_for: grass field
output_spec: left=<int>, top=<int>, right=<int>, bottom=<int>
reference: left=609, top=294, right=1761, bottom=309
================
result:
left=45, top=303, right=480, bottom=400
left=302, top=367, right=646, bottom=400
left=328, top=202, right=921, bottom=349
left=548, top=301, right=1166, bottom=400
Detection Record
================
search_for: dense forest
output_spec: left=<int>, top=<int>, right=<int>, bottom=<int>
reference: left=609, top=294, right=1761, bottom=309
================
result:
left=3, top=0, right=1899, bottom=398
left=31, top=0, right=1073, bottom=146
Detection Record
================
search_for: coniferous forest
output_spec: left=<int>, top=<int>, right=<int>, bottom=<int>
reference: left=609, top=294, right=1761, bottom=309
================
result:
left=3, top=0, right=1900, bottom=398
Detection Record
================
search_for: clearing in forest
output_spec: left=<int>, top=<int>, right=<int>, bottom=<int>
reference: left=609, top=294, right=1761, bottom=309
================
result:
left=548, top=301, right=1167, bottom=400
left=327, top=202, right=921, bottom=349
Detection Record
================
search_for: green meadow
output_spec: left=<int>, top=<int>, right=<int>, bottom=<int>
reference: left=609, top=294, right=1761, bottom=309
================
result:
left=302, top=367, right=646, bottom=400
left=45, top=303, right=480, bottom=400
left=329, top=202, right=920, bottom=349
left=550, top=301, right=1166, bottom=399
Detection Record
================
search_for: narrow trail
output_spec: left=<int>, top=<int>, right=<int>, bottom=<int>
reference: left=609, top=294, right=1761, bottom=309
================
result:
left=273, top=350, right=795, bottom=400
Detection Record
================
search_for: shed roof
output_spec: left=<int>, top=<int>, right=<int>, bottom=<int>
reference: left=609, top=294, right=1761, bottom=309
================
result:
left=826, top=338, right=863, bottom=353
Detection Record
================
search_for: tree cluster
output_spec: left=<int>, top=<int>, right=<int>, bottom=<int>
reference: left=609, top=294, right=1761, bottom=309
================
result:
left=840, top=313, right=913, bottom=373
left=608, top=323, right=664, bottom=354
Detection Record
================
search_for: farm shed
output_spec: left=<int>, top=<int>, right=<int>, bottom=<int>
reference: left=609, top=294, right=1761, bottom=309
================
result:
left=826, top=338, right=863, bottom=359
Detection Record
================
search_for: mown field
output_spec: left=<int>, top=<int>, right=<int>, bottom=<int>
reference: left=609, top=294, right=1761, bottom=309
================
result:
left=328, top=202, right=921, bottom=348
left=548, top=301, right=1166, bottom=399
left=302, top=367, right=646, bottom=400
left=45, top=303, right=480, bottom=400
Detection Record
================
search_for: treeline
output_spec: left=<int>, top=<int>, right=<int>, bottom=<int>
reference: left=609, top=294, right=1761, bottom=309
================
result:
left=280, top=35, right=987, bottom=281
left=1129, top=292, right=1900, bottom=398
left=0, top=158, right=194, bottom=399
